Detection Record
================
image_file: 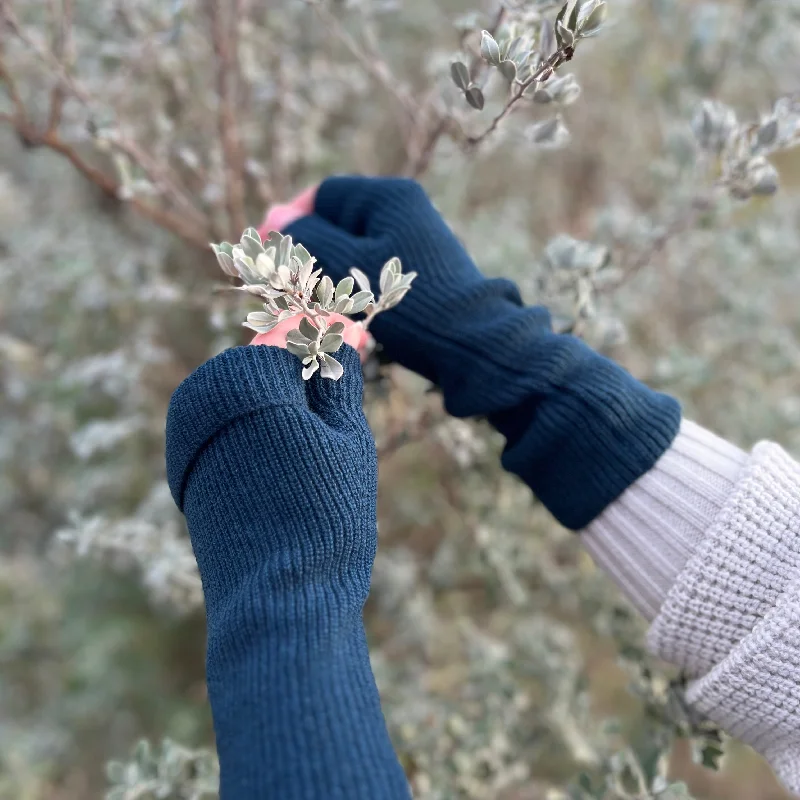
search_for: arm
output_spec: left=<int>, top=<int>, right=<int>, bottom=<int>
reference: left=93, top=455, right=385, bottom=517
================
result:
left=165, top=345, right=410, bottom=800
left=585, top=421, right=800, bottom=793
left=285, top=176, right=681, bottom=529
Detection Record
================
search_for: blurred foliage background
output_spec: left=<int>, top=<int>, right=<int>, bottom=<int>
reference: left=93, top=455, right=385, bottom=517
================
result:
left=1, top=0, right=799, bottom=797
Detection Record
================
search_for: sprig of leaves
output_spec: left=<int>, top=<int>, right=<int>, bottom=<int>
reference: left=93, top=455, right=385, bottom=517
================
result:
left=450, top=0, right=608, bottom=115
left=211, top=229, right=416, bottom=380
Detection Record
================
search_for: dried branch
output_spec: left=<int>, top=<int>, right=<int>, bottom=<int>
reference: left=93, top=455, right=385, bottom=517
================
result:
left=208, top=0, right=248, bottom=238
left=46, top=0, right=74, bottom=133
left=305, top=0, right=417, bottom=129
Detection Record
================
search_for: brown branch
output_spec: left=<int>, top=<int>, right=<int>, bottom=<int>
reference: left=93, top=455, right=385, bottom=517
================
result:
left=305, top=0, right=417, bottom=128
left=208, top=0, right=247, bottom=238
left=403, top=4, right=507, bottom=177
left=46, top=0, right=74, bottom=133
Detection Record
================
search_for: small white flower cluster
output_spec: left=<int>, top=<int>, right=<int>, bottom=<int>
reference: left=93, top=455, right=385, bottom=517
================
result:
left=211, top=228, right=416, bottom=379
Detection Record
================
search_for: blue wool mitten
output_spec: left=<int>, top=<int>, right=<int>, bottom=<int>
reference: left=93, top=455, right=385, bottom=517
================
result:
left=285, top=176, right=681, bottom=529
left=166, top=344, right=410, bottom=800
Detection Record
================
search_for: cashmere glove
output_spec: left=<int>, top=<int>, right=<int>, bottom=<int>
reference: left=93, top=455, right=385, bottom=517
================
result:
left=166, top=344, right=410, bottom=800
left=285, top=176, right=682, bottom=529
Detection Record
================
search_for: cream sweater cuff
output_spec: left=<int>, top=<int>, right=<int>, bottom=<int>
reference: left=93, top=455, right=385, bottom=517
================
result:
left=583, top=419, right=749, bottom=621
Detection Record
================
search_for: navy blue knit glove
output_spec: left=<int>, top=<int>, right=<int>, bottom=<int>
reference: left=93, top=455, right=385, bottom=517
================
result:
left=285, top=176, right=682, bottom=529
left=166, top=344, right=410, bottom=800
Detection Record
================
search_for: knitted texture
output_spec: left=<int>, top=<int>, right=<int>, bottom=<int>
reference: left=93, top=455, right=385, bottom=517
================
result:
left=647, top=440, right=800, bottom=793
left=583, top=419, right=749, bottom=620
left=285, top=176, right=681, bottom=529
left=166, top=344, right=411, bottom=800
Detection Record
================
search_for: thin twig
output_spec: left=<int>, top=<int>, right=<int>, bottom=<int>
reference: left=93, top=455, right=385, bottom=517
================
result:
left=46, top=0, right=74, bottom=133
left=208, top=0, right=248, bottom=238
left=305, top=0, right=416, bottom=128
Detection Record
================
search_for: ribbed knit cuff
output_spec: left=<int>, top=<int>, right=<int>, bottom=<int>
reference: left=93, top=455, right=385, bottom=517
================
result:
left=165, top=346, right=306, bottom=510
left=583, top=419, right=748, bottom=620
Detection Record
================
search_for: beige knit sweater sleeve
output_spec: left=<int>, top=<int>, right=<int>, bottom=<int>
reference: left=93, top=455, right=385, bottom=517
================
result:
left=584, top=420, right=800, bottom=794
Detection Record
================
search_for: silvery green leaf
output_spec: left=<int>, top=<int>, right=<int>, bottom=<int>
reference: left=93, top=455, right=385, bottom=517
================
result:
left=316, top=275, right=334, bottom=308
left=264, top=245, right=278, bottom=263
left=242, top=227, right=261, bottom=244
left=299, top=316, right=319, bottom=340
left=499, top=60, right=517, bottom=82
left=400, top=271, right=417, bottom=287
left=757, top=118, right=779, bottom=149
left=234, top=255, right=258, bottom=282
left=533, top=88, right=553, bottom=104
left=386, top=257, right=402, bottom=274
left=505, top=37, right=523, bottom=62
left=308, top=339, right=319, bottom=356
left=748, top=158, right=779, bottom=196
left=247, top=311, right=276, bottom=326
left=241, top=234, right=264, bottom=260
left=335, top=276, right=354, bottom=299
left=286, top=328, right=310, bottom=345
left=555, top=1, right=569, bottom=29
left=480, top=30, right=501, bottom=67
left=255, top=252, right=276, bottom=277
left=381, top=286, right=409, bottom=308
left=294, top=243, right=312, bottom=264
left=450, top=61, right=470, bottom=91
left=568, top=0, right=588, bottom=32
left=277, top=264, right=292, bottom=284
left=274, top=295, right=292, bottom=311
left=278, top=234, right=292, bottom=266
left=579, top=1, right=607, bottom=36
left=219, top=241, right=234, bottom=258
left=349, top=290, right=373, bottom=313
left=319, top=353, right=344, bottom=380
left=350, top=267, right=371, bottom=293
left=334, top=296, right=354, bottom=314
left=243, top=317, right=277, bottom=333
left=380, top=262, right=397, bottom=294
left=321, top=333, right=344, bottom=353
left=465, top=86, right=485, bottom=111
left=298, top=258, right=313, bottom=289
left=286, top=341, right=310, bottom=358
left=302, top=359, right=320, bottom=380
left=528, top=115, right=570, bottom=148
left=302, top=355, right=314, bottom=365
left=539, top=19, right=555, bottom=59
left=215, top=250, right=237, bottom=276
left=556, top=21, right=574, bottom=47
left=327, top=321, right=346, bottom=335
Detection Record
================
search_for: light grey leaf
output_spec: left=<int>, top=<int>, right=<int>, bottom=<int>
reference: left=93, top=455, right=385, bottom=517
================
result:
left=321, top=333, right=344, bottom=353
left=302, top=359, right=320, bottom=380
left=286, top=328, right=311, bottom=345
left=327, top=321, right=346, bottom=335
left=480, top=30, right=501, bottom=66
left=380, top=262, right=397, bottom=294
left=319, top=353, right=344, bottom=380
left=381, top=287, right=409, bottom=308
left=569, top=0, right=588, bottom=32
left=298, top=259, right=313, bottom=289
left=350, top=267, right=371, bottom=293
left=286, top=341, right=310, bottom=358
left=556, top=20, right=574, bottom=47
left=242, top=227, right=261, bottom=244
left=349, top=290, right=373, bottom=313
left=533, top=88, right=553, bottom=104
left=215, top=250, right=237, bottom=276
left=316, top=275, right=334, bottom=308
left=335, top=276, right=354, bottom=299
left=757, top=118, right=779, bottom=149
left=241, top=234, right=264, bottom=261
left=299, top=316, right=320, bottom=340
left=278, top=235, right=292, bottom=266
left=273, top=295, right=292, bottom=311
left=450, top=61, right=470, bottom=91
left=218, top=241, right=234, bottom=258
left=499, top=59, right=517, bottom=82
left=579, top=1, right=607, bottom=36
left=334, top=296, right=354, bottom=314
left=294, top=243, right=312, bottom=264
left=539, top=19, right=555, bottom=59
left=465, top=86, right=485, bottom=111
left=242, top=319, right=277, bottom=335
left=247, top=311, right=276, bottom=326
left=308, top=340, right=319, bottom=356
